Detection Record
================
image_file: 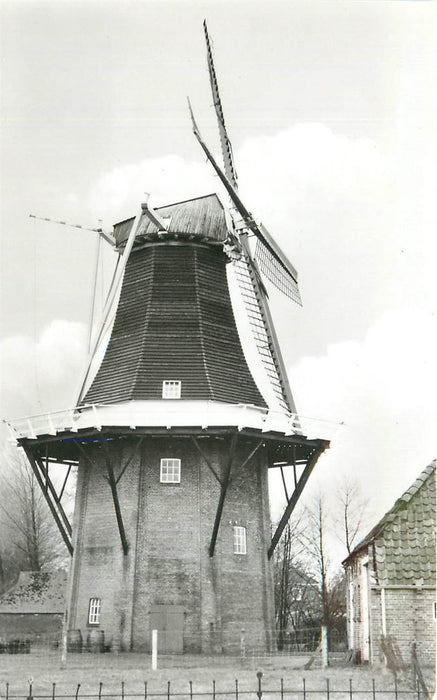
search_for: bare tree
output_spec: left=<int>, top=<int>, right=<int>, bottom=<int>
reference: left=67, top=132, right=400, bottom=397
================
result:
left=334, top=478, right=370, bottom=555
left=274, top=497, right=348, bottom=651
left=274, top=515, right=323, bottom=647
left=0, top=446, right=69, bottom=588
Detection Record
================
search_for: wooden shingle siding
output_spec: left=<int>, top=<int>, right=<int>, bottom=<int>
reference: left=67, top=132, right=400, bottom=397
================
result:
left=83, top=243, right=266, bottom=407
left=114, top=194, right=229, bottom=247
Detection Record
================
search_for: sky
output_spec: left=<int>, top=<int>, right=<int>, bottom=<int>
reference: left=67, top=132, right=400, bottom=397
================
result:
left=1, top=0, right=436, bottom=567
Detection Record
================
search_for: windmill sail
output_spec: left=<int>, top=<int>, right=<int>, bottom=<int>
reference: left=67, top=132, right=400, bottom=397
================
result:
left=204, top=20, right=238, bottom=189
left=188, top=101, right=301, bottom=305
left=233, top=254, right=292, bottom=413
left=254, top=237, right=302, bottom=305
left=189, top=94, right=298, bottom=412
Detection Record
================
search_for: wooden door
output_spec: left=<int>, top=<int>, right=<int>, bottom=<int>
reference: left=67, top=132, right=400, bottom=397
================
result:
left=150, top=605, right=184, bottom=653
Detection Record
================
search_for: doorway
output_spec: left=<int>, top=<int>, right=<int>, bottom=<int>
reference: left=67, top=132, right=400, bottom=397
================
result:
left=150, top=605, right=184, bottom=653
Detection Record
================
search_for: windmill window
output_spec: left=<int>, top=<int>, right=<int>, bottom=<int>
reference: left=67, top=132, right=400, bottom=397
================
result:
left=88, top=597, right=101, bottom=625
left=233, top=526, right=247, bottom=555
left=160, top=458, right=181, bottom=484
left=162, top=381, right=181, bottom=399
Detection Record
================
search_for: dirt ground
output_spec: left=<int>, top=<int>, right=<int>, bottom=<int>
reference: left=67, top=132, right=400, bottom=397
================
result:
left=0, top=652, right=434, bottom=700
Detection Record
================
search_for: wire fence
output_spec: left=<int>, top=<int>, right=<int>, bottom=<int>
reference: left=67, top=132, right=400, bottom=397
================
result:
left=2, top=675, right=432, bottom=700
left=0, top=632, right=61, bottom=656
left=0, top=629, right=346, bottom=657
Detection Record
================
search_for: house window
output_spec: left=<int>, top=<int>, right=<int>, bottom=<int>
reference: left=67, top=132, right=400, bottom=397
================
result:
left=233, top=526, right=247, bottom=555
left=162, top=381, right=181, bottom=399
left=88, top=597, right=101, bottom=625
left=160, top=458, right=181, bottom=483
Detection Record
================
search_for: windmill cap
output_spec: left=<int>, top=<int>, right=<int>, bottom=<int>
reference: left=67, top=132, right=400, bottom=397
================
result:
left=114, top=193, right=229, bottom=249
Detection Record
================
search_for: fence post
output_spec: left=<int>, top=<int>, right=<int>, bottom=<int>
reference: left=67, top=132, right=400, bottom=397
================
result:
left=151, top=629, right=158, bottom=671
left=349, top=679, right=353, bottom=700
left=60, top=623, right=67, bottom=669
left=52, top=683, right=56, bottom=700
left=122, top=681, right=125, bottom=700
left=326, top=678, right=330, bottom=700
left=189, top=681, right=193, bottom=700
left=167, top=680, right=171, bottom=700
left=302, top=678, right=306, bottom=700
left=75, top=684, right=81, bottom=700
left=6, top=683, right=9, bottom=700
left=144, top=682, right=147, bottom=700
left=235, top=679, right=239, bottom=700
left=321, top=626, right=329, bottom=669
left=372, top=679, right=376, bottom=700
left=280, top=678, right=284, bottom=700
left=256, top=672, right=263, bottom=700
left=212, top=681, right=215, bottom=700
left=28, top=682, right=33, bottom=700
left=240, top=629, right=246, bottom=658
left=99, top=683, right=103, bottom=700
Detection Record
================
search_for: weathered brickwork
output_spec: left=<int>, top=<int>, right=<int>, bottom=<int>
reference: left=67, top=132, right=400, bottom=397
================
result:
left=370, top=587, right=435, bottom=666
left=67, top=435, right=275, bottom=653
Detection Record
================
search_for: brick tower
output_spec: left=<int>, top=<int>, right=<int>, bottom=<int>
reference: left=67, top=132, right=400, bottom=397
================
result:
left=7, top=24, right=329, bottom=654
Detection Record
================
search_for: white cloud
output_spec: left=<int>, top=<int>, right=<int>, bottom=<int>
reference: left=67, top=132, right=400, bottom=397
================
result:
left=89, top=155, right=219, bottom=225
left=238, top=123, right=388, bottom=214
left=1, top=320, right=87, bottom=420
left=287, top=307, right=437, bottom=519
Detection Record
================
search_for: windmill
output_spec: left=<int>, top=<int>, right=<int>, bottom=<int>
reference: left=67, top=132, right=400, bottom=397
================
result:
left=6, top=22, right=330, bottom=654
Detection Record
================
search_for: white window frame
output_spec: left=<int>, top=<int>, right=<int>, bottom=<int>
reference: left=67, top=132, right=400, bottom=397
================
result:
left=162, top=380, right=181, bottom=399
left=88, top=597, right=101, bottom=625
left=160, top=458, right=181, bottom=484
left=233, top=525, right=247, bottom=555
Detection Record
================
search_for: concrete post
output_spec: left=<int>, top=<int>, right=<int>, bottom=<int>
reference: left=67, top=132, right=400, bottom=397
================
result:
left=151, top=629, right=158, bottom=670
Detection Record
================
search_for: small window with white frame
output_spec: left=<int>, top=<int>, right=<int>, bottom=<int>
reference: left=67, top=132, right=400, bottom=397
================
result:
left=88, top=597, right=101, bottom=625
left=162, top=380, right=181, bottom=399
left=160, top=458, right=181, bottom=484
left=233, top=525, right=247, bottom=555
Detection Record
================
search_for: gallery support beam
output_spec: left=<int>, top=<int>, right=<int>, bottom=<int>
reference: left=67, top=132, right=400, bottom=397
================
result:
left=35, top=455, right=72, bottom=536
left=102, top=447, right=130, bottom=555
left=21, top=443, right=73, bottom=555
left=209, top=431, right=238, bottom=557
left=75, top=441, right=129, bottom=555
left=267, top=443, right=328, bottom=559
left=191, top=437, right=221, bottom=484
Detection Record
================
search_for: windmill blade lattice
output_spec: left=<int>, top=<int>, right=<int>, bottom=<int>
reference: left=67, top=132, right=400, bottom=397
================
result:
left=233, top=251, right=290, bottom=413
left=254, top=237, right=302, bottom=305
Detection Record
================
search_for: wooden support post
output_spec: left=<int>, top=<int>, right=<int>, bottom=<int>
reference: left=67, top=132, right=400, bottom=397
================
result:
left=238, top=440, right=263, bottom=471
left=293, top=445, right=297, bottom=488
left=35, top=456, right=72, bottom=535
left=102, top=447, right=129, bottom=555
left=59, top=464, right=72, bottom=501
left=209, top=432, right=238, bottom=557
left=280, top=465, right=289, bottom=503
left=228, top=439, right=263, bottom=486
left=116, top=437, right=144, bottom=484
left=21, top=444, right=73, bottom=555
left=191, top=437, right=221, bottom=484
left=268, top=445, right=326, bottom=559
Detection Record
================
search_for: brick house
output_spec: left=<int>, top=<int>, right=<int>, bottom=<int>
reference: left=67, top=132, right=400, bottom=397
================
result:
left=343, top=461, right=436, bottom=666
left=0, top=570, right=66, bottom=642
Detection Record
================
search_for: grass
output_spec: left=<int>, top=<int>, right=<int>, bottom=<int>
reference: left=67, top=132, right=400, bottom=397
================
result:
left=0, top=652, right=434, bottom=699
